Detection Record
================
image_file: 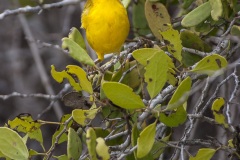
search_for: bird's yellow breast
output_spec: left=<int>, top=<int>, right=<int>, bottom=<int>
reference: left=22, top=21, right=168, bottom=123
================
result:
left=81, top=0, right=130, bottom=60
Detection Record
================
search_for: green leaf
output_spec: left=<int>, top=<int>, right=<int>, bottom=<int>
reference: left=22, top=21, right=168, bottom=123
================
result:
left=111, top=60, right=144, bottom=89
left=72, top=104, right=99, bottom=126
left=133, top=0, right=151, bottom=36
left=62, top=38, right=95, bottom=66
left=54, top=155, right=68, bottom=160
left=151, top=132, right=171, bottom=159
left=131, top=124, right=140, bottom=159
left=145, top=0, right=171, bottom=40
left=0, top=127, right=28, bottom=160
left=86, top=128, right=97, bottom=160
left=165, top=77, right=192, bottom=111
left=160, top=25, right=182, bottom=62
left=51, top=65, right=93, bottom=94
left=181, top=2, right=211, bottom=27
left=132, top=48, right=176, bottom=87
left=211, top=97, right=228, bottom=128
left=231, top=25, right=240, bottom=37
left=137, top=121, right=156, bottom=158
left=180, top=30, right=211, bottom=66
left=209, top=0, right=223, bottom=21
left=182, top=0, right=195, bottom=9
left=52, top=114, right=72, bottom=145
left=160, top=106, right=187, bottom=127
left=132, top=48, right=160, bottom=66
left=96, top=138, right=110, bottom=160
left=102, top=82, right=145, bottom=109
left=8, top=114, right=43, bottom=149
left=190, top=148, right=216, bottom=160
left=69, top=27, right=86, bottom=50
left=190, top=54, right=228, bottom=76
left=29, top=149, right=38, bottom=158
left=145, top=51, right=168, bottom=98
left=67, top=128, right=82, bottom=160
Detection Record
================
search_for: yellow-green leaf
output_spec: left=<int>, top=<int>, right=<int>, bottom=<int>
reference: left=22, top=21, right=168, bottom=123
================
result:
left=72, top=104, right=98, bottom=126
left=68, top=27, right=86, bottom=50
left=66, top=65, right=93, bottom=94
left=96, top=138, right=110, bottom=160
left=8, top=114, right=43, bottom=149
left=231, top=25, right=240, bottom=37
left=160, top=106, right=187, bottom=127
left=181, top=2, right=211, bottom=27
left=0, top=127, right=29, bottom=160
left=190, top=148, right=216, bottom=160
left=165, top=77, right=192, bottom=111
left=137, top=121, right=156, bottom=158
left=51, top=65, right=93, bottom=94
left=145, top=51, right=168, bottom=98
left=62, top=38, right=95, bottom=66
left=102, top=82, right=145, bottom=109
left=86, top=128, right=97, bottom=160
left=51, top=65, right=81, bottom=91
left=160, top=25, right=182, bottom=62
left=211, top=97, right=228, bottom=128
left=209, top=0, right=223, bottom=21
left=67, top=128, right=82, bottom=160
left=190, top=54, right=228, bottom=76
left=145, top=0, right=171, bottom=40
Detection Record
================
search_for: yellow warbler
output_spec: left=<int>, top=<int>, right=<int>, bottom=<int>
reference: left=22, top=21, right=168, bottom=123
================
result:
left=81, top=0, right=130, bottom=61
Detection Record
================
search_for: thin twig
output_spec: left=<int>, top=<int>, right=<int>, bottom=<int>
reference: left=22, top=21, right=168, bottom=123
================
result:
left=18, top=12, right=63, bottom=119
left=0, top=0, right=81, bottom=20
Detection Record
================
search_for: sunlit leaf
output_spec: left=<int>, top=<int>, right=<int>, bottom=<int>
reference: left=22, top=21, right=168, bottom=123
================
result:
left=145, top=51, right=168, bottom=98
left=68, top=27, right=86, bottom=50
left=190, top=54, right=228, bottom=76
left=211, top=97, right=228, bottom=128
left=8, top=114, right=43, bottom=149
left=72, top=104, right=99, bottom=126
left=66, top=65, right=93, bottom=94
left=51, top=65, right=81, bottom=91
left=160, top=25, right=182, bottom=62
left=0, top=127, right=28, bottom=160
left=190, top=148, right=216, bottom=160
left=96, top=138, right=110, bottom=160
left=62, top=37, right=95, bottom=66
left=181, top=2, right=211, bottom=27
left=86, top=128, right=97, bottom=160
left=102, top=82, right=145, bottom=109
left=165, top=77, right=192, bottom=111
left=137, top=121, right=156, bottom=158
left=51, top=65, right=93, bottom=94
left=209, top=0, right=223, bottom=21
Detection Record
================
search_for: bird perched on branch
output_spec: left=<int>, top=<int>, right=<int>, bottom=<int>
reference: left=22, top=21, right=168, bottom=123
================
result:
left=81, top=0, right=130, bottom=61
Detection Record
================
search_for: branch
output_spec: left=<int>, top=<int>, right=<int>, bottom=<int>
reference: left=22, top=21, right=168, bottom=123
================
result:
left=45, top=116, right=73, bottom=160
left=0, top=0, right=81, bottom=20
left=18, top=12, right=63, bottom=119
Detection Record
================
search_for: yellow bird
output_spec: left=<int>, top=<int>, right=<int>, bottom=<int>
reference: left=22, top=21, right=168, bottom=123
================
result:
left=81, top=0, right=130, bottom=61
